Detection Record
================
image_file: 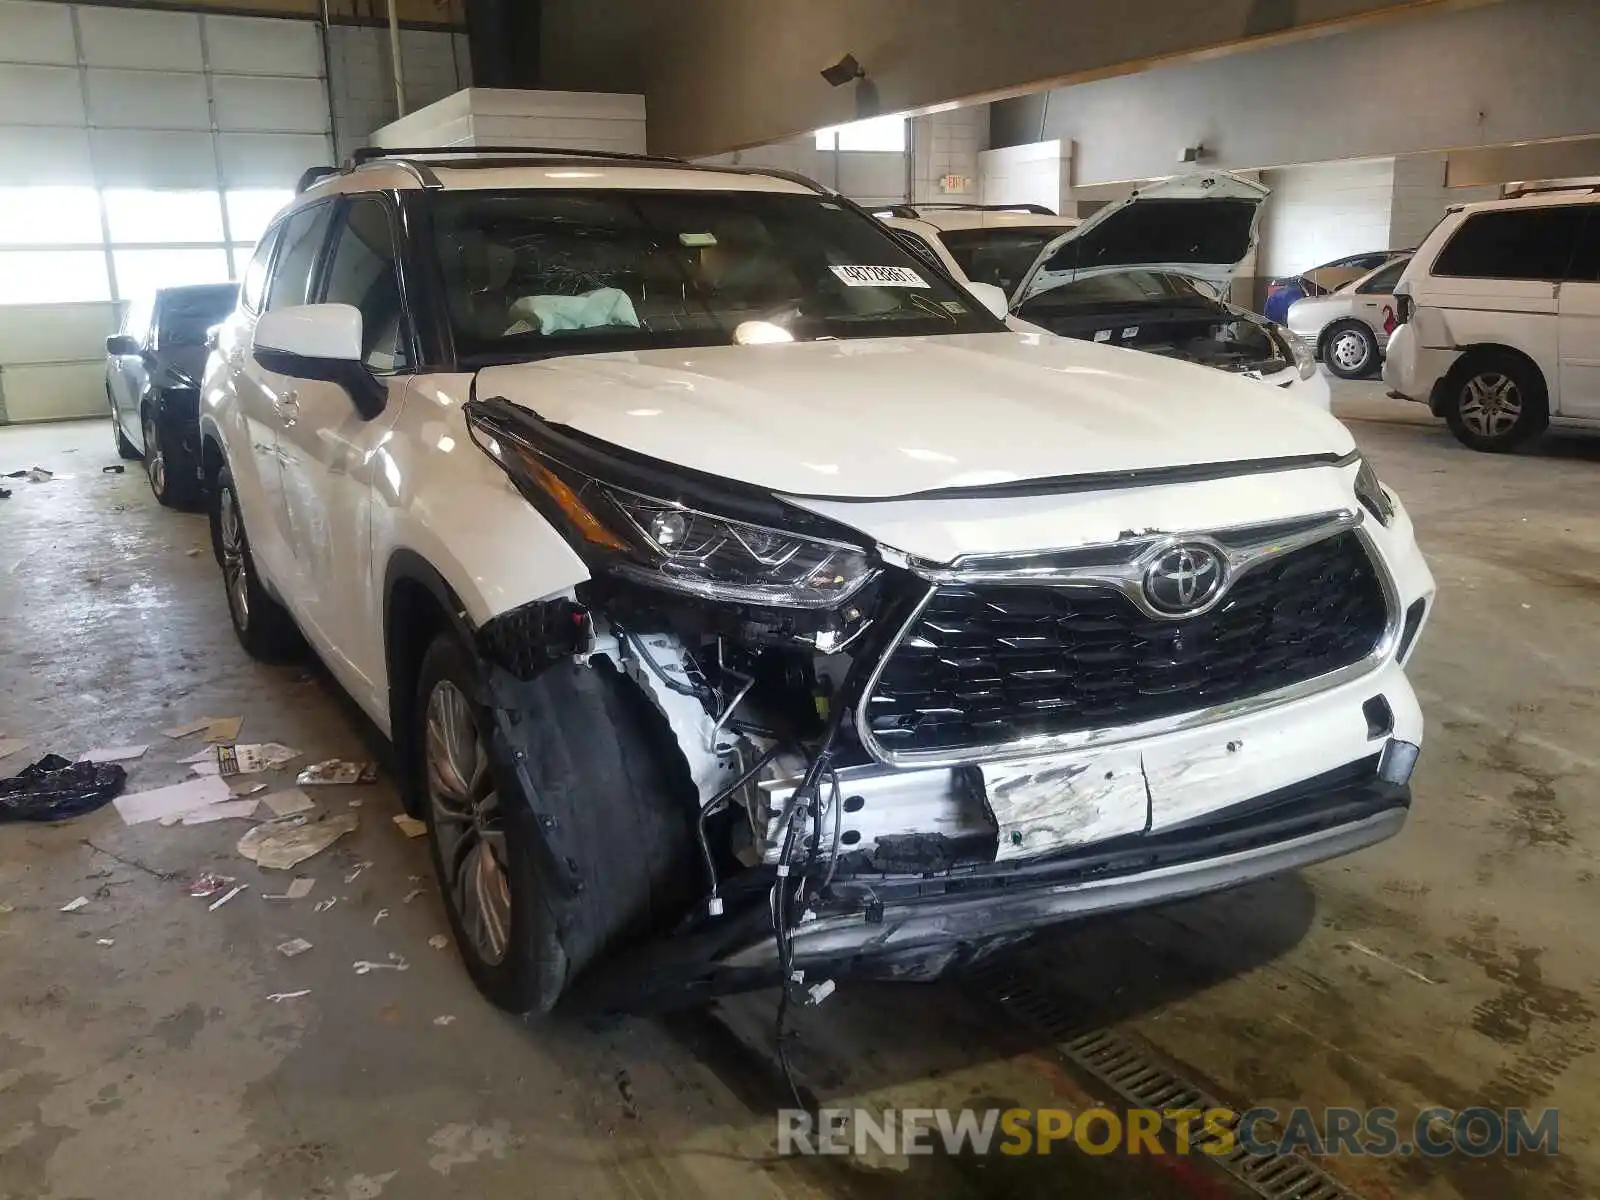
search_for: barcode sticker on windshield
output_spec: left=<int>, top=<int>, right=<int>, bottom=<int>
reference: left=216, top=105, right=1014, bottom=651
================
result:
left=830, top=265, right=929, bottom=288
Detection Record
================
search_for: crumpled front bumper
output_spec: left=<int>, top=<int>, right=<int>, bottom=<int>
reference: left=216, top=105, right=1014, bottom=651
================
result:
left=728, top=657, right=1421, bottom=971
left=748, top=777, right=1406, bottom=969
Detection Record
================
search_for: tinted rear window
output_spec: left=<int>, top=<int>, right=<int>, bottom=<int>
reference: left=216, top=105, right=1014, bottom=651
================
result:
left=1431, top=206, right=1587, bottom=280
left=158, top=284, right=239, bottom=344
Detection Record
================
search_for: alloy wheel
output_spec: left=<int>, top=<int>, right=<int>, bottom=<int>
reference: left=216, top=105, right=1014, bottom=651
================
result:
left=425, top=680, right=511, bottom=965
left=1329, top=328, right=1370, bottom=374
left=218, top=486, right=250, bottom=630
left=143, top=413, right=165, bottom=498
left=1459, top=372, right=1522, bottom=438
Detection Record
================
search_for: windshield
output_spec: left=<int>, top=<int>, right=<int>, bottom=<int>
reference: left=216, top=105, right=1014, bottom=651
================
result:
left=429, top=189, right=1001, bottom=363
left=1015, top=269, right=1209, bottom=314
left=937, top=227, right=1064, bottom=296
left=157, top=284, right=238, bottom=345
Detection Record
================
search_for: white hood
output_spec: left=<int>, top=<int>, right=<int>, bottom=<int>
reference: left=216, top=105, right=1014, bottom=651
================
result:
left=1014, top=171, right=1270, bottom=304
left=477, top=331, right=1353, bottom=501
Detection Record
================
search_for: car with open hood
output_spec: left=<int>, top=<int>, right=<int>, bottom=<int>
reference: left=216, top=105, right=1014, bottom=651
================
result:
left=888, top=173, right=1329, bottom=409
left=197, top=147, right=1433, bottom=1017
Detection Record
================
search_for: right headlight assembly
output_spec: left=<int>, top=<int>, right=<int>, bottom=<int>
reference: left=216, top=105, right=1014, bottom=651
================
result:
left=464, top=398, right=876, bottom=609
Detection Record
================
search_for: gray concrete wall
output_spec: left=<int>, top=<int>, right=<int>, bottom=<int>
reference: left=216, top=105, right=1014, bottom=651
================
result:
left=328, top=25, right=468, bottom=161
left=911, top=107, right=989, bottom=205
left=538, top=0, right=1444, bottom=158
left=992, top=0, right=1600, bottom=186
left=1389, top=153, right=1499, bottom=251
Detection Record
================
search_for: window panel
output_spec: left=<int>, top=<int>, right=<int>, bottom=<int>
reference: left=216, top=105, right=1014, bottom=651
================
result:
left=104, top=189, right=225, bottom=245
left=265, top=203, right=332, bottom=311
left=0, top=251, right=110, bottom=304
left=239, top=226, right=280, bottom=312
left=1432, top=207, right=1587, bottom=281
left=226, top=189, right=294, bottom=243
left=320, top=199, right=409, bottom=372
left=0, top=187, right=103, bottom=247
left=112, top=248, right=230, bottom=302
left=815, top=116, right=905, bottom=152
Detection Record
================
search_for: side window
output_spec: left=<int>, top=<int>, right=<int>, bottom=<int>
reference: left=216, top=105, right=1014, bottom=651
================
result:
left=121, top=293, right=155, bottom=344
left=265, top=203, right=333, bottom=312
left=1431, top=206, right=1587, bottom=281
left=318, top=198, right=410, bottom=372
left=240, top=225, right=281, bottom=314
left=1567, top=208, right=1600, bottom=283
left=1356, top=259, right=1408, bottom=294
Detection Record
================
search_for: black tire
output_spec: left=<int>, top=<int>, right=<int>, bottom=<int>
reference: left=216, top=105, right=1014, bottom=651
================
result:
left=142, top=405, right=199, bottom=508
left=1442, top=350, right=1549, bottom=453
left=414, top=631, right=696, bottom=1015
left=1322, top=320, right=1379, bottom=380
left=109, top=389, right=139, bottom=459
left=208, top=466, right=299, bottom=660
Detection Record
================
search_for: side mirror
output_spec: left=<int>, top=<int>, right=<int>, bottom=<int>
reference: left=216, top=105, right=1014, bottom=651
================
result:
left=253, top=303, right=384, bottom=420
left=106, top=334, right=140, bottom=356
left=966, top=281, right=1010, bottom=321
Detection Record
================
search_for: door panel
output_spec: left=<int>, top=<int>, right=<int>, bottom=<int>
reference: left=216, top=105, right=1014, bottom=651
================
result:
left=1559, top=211, right=1600, bottom=420
left=243, top=202, right=332, bottom=600
left=276, top=196, right=413, bottom=707
left=110, top=292, right=153, bottom=445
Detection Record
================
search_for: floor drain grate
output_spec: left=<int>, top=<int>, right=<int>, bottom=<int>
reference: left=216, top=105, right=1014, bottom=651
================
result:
left=971, top=962, right=1365, bottom=1200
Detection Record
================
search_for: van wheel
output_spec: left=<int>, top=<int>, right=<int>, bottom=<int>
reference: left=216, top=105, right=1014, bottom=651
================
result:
left=209, top=466, right=299, bottom=659
left=1443, top=351, right=1548, bottom=452
left=1323, top=320, right=1378, bottom=380
left=415, top=634, right=696, bottom=1015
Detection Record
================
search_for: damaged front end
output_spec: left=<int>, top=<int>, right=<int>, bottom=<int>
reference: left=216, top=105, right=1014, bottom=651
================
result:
left=462, top=396, right=1419, bottom=1010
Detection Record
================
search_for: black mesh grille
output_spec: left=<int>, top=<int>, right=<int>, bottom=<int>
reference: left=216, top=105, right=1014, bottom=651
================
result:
left=866, top=532, right=1389, bottom=756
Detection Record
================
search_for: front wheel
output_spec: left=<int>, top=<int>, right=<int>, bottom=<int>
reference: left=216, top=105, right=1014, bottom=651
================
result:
left=1323, top=320, right=1378, bottom=380
left=414, top=633, right=697, bottom=1015
left=208, top=467, right=298, bottom=659
left=1443, top=351, right=1548, bottom=453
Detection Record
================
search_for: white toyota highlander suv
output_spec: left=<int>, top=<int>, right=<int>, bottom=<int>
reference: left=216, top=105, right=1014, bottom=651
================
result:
left=200, top=147, right=1435, bottom=1015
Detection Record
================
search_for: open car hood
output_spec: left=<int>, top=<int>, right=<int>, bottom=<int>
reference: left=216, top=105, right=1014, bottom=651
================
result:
left=1013, top=171, right=1270, bottom=304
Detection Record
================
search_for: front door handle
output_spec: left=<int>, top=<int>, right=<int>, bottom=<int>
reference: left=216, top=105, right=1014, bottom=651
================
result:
left=279, top=390, right=299, bottom=427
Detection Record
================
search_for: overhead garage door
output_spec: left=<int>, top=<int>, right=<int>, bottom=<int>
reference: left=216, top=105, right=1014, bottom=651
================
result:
left=0, top=1, right=332, bottom=423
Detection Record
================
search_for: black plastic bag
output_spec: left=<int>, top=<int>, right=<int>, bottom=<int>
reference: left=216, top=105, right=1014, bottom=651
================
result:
left=0, top=754, right=127, bottom=823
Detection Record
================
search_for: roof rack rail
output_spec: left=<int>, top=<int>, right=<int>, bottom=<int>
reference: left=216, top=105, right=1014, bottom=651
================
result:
left=894, top=202, right=1058, bottom=216
left=348, top=144, right=687, bottom=166
left=1501, top=181, right=1600, bottom=199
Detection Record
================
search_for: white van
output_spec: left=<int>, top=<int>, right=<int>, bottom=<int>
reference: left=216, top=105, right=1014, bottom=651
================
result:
left=1384, top=190, right=1600, bottom=451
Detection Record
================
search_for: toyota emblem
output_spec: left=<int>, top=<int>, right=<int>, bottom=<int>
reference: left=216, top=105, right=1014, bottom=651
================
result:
left=1143, top=544, right=1225, bottom=615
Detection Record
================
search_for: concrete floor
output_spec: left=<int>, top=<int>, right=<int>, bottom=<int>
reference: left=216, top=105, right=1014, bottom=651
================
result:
left=2, top=380, right=1597, bottom=1199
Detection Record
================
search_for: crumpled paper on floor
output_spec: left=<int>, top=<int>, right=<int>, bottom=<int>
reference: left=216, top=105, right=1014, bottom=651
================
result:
left=237, top=812, right=358, bottom=870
